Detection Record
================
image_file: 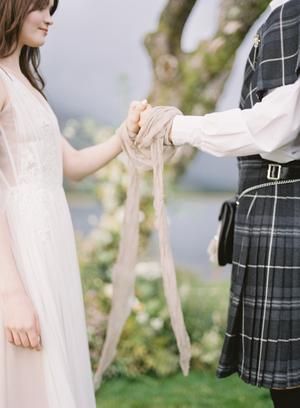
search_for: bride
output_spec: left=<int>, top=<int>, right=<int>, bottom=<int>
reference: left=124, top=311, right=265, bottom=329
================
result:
left=0, top=0, right=145, bottom=407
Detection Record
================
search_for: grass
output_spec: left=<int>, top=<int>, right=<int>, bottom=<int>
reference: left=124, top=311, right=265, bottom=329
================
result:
left=96, top=371, right=273, bottom=408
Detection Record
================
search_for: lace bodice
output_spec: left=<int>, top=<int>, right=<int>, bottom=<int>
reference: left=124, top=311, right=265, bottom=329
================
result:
left=0, top=68, right=63, bottom=213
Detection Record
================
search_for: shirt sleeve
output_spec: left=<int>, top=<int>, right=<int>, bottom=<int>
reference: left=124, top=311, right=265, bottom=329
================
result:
left=171, top=76, right=300, bottom=158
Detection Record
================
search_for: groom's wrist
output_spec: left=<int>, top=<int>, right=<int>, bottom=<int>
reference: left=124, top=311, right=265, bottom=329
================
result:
left=167, top=125, right=174, bottom=146
left=163, top=121, right=175, bottom=146
left=166, top=115, right=183, bottom=146
left=171, top=114, right=199, bottom=146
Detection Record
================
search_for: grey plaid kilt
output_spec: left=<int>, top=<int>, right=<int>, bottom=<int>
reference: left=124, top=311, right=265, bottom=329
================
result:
left=216, top=158, right=300, bottom=389
left=216, top=0, right=300, bottom=389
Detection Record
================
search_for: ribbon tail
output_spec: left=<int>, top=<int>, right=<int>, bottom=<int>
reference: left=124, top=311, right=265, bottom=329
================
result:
left=152, top=140, right=192, bottom=376
left=94, top=163, right=140, bottom=390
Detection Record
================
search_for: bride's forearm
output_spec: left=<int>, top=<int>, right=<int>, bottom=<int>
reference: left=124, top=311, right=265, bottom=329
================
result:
left=71, top=133, right=122, bottom=182
left=63, top=100, right=148, bottom=182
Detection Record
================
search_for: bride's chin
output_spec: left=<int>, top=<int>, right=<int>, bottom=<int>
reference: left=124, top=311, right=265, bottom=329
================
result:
left=25, top=38, right=46, bottom=48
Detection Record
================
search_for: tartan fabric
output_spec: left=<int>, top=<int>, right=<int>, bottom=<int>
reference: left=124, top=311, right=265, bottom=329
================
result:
left=216, top=0, right=300, bottom=389
left=240, top=0, right=300, bottom=109
left=216, top=158, right=300, bottom=388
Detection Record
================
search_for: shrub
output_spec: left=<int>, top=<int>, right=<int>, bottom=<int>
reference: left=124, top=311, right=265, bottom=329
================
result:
left=81, top=260, right=230, bottom=379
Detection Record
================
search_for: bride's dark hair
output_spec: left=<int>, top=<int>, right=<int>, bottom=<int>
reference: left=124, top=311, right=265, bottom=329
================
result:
left=0, top=0, right=59, bottom=94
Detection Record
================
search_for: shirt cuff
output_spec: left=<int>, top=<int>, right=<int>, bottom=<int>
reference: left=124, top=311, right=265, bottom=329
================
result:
left=171, top=115, right=206, bottom=147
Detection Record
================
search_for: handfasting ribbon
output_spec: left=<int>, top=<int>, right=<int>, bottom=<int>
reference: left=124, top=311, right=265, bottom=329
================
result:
left=94, top=107, right=191, bottom=389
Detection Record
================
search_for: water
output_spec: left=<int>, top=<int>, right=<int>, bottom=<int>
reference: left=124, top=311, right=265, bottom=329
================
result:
left=69, top=200, right=102, bottom=236
left=68, top=194, right=231, bottom=281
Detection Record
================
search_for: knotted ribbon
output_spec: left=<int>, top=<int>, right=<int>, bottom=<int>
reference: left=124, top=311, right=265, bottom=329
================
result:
left=94, top=106, right=191, bottom=389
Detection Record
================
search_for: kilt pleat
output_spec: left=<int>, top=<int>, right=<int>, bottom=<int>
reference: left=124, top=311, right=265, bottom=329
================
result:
left=216, top=158, right=300, bottom=389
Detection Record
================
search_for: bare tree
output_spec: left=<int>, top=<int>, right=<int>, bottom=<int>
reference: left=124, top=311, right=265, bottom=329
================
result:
left=146, top=0, right=269, bottom=114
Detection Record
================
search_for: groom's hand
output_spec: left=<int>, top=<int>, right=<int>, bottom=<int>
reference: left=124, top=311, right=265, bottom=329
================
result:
left=126, top=100, right=149, bottom=135
left=138, top=105, right=152, bottom=129
left=138, top=105, right=174, bottom=146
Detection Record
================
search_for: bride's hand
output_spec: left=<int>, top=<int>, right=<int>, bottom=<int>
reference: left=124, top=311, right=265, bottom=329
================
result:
left=126, top=99, right=149, bottom=135
left=2, top=291, right=42, bottom=351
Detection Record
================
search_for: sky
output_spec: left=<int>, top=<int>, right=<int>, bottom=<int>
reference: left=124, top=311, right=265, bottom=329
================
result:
left=41, top=0, right=220, bottom=125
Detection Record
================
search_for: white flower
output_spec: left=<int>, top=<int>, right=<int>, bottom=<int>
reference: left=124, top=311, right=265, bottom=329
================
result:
left=95, top=229, right=113, bottom=246
left=208, top=37, right=225, bottom=53
left=136, top=312, right=149, bottom=324
left=135, top=262, right=162, bottom=280
left=179, top=284, right=190, bottom=299
left=223, top=21, right=242, bottom=35
left=202, top=330, right=220, bottom=348
left=150, top=317, right=164, bottom=331
left=202, top=351, right=218, bottom=364
left=103, top=283, right=113, bottom=298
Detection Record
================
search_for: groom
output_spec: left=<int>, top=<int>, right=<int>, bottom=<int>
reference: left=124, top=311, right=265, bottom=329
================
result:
left=132, top=1, right=300, bottom=408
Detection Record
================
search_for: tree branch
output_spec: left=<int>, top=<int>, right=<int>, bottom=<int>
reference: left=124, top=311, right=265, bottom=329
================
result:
left=145, top=0, right=269, bottom=111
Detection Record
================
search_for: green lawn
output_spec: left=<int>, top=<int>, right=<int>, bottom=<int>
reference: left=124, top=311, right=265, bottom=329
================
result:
left=96, top=371, right=273, bottom=408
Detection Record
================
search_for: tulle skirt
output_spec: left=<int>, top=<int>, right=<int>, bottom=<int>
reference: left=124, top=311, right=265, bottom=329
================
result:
left=0, top=183, right=96, bottom=407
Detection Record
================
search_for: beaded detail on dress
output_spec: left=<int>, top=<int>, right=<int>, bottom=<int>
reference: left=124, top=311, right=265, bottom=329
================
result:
left=0, top=68, right=63, bottom=242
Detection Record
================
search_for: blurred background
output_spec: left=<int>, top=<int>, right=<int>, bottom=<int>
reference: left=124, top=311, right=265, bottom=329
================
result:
left=41, top=1, right=272, bottom=407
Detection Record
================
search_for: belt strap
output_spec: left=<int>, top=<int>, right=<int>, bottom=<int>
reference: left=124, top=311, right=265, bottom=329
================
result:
left=266, top=163, right=300, bottom=181
left=239, top=157, right=300, bottom=181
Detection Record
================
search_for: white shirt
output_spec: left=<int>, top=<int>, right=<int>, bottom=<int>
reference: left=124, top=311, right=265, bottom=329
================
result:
left=171, top=0, right=300, bottom=163
left=270, top=0, right=289, bottom=10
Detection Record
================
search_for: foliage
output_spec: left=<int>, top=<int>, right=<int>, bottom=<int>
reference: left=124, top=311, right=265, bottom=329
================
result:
left=81, top=258, right=229, bottom=379
left=67, top=120, right=230, bottom=381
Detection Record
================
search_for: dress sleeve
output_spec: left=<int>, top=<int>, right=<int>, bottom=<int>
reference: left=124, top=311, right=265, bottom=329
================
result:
left=171, top=76, right=300, bottom=160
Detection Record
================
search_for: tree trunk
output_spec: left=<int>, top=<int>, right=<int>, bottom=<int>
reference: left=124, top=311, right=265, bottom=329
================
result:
left=146, top=0, right=269, bottom=114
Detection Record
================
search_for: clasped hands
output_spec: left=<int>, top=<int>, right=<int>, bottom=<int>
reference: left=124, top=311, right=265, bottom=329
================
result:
left=126, top=100, right=174, bottom=146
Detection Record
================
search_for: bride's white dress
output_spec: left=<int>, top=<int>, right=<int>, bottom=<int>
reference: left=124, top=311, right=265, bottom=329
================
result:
left=0, top=67, right=97, bottom=408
